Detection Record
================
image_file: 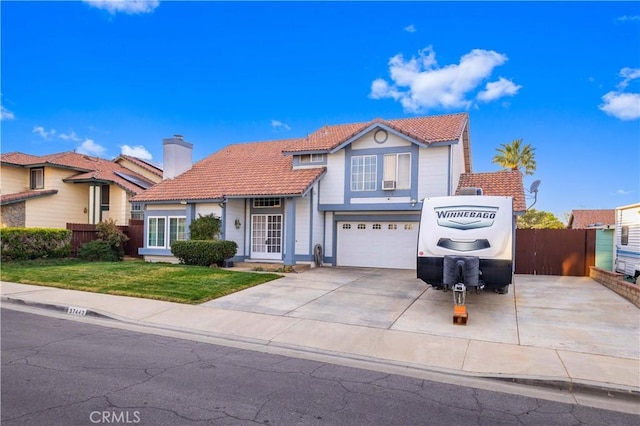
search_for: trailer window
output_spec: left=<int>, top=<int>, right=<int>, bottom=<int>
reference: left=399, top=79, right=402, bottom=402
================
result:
left=621, top=226, right=629, bottom=245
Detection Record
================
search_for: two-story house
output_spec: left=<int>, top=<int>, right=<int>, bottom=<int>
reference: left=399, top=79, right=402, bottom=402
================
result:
left=133, top=113, right=521, bottom=269
left=0, top=151, right=163, bottom=228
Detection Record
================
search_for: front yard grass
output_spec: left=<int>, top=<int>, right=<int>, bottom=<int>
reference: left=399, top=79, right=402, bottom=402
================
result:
left=0, top=258, right=282, bottom=304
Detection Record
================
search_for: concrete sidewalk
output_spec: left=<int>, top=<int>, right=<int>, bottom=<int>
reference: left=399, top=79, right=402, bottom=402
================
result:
left=2, top=270, right=639, bottom=401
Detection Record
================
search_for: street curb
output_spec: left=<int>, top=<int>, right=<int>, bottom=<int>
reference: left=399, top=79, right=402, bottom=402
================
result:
left=1, top=296, right=113, bottom=320
left=2, top=296, right=639, bottom=404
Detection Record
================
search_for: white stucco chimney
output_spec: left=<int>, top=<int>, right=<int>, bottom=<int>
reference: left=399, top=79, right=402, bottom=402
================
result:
left=163, top=134, right=193, bottom=180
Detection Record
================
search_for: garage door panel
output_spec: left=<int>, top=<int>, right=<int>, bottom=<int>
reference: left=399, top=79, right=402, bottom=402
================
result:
left=337, top=221, right=417, bottom=269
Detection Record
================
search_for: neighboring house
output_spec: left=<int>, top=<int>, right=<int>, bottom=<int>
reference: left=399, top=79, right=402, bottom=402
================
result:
left=133, top=113, right=526, bottom=269
left=0, top=151, right=163, bottom=228
left=455, top=170, right=526, bottom=213
left=567, top=209, right=615, bottom=229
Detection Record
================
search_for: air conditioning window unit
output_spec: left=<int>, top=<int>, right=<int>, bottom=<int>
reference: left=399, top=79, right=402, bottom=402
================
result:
left=458, top=187, right=483, bottom=195
left=382, top=180, right=396, bottom=190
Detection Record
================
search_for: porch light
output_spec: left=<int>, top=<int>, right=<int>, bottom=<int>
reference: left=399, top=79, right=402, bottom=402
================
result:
left=234, top=218, right=241, bottom=229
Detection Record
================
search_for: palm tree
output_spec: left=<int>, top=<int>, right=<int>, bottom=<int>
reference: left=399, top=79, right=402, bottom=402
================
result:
left=492, top=138, right=536, bottom=175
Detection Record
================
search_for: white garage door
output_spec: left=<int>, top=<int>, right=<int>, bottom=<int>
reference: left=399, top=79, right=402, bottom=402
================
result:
left=337, top=221, right=419, bottom=269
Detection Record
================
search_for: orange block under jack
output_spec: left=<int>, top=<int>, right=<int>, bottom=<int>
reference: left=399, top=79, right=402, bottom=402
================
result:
left=453, top=305, right=468, bottom=325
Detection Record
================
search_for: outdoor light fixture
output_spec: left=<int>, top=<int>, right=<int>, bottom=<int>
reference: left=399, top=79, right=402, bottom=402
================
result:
left=179, top=200, right=187, bottom=205
left=411, top=199, right=417, bottom=207
left=234, top=218, right=241, bottom=229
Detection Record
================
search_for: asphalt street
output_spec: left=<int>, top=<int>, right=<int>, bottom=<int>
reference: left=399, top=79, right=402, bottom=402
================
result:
left=2, top=307, right=638, bottom=426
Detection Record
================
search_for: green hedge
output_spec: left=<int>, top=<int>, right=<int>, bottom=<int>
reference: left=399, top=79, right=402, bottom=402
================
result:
left=0, top=227, right=72, bottom=261
left=77, top=240, right=119, bottom=262
left=170, top=240, right=238, bottom=266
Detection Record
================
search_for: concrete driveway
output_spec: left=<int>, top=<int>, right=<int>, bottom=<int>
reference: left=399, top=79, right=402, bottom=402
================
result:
left=204, top=267, right=639, bottom=360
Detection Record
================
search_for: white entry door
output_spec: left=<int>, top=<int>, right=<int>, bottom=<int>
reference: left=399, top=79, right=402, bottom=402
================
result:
left=251, top=214, right=283, bottom=260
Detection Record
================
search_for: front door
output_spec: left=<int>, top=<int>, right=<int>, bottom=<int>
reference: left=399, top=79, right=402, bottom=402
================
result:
left=251, top=214, right=283, bottom=260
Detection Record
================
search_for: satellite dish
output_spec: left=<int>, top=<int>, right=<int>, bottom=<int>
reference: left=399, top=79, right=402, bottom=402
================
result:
left=529, top=180, right=541, bottom=193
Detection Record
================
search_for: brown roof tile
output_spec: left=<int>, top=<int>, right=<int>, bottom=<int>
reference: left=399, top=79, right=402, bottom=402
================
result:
left=283, top=112, right=468, bottom=153
left=0, top=189, right=58, bottom=205
left=456, top=170, right=526, bottom=213
left=132, top=139, right=326, bottom=202
left=0, top=151, right=156, bottom=195
left=567, top=209, right=615, bottom=229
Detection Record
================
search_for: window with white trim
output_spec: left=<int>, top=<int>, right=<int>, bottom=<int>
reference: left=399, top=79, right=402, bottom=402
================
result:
left=169, top=217, right=186, bottom=246
left=30, top=168, right=44, bottom=189
left=383, top=153, right=411, bottom=189
left=300, top=154, right=324, bottom=163
left=253, top=198, right=281, bottom=208
left=147, top=217, right=166, bottom=248
left=130, top=202, right=144, bottom=220
left=351, top=155, right=377, bottom=191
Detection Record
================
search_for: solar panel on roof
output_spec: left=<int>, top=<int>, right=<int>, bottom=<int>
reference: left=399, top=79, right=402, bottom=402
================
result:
left=114, top=171, right=153, bottom=189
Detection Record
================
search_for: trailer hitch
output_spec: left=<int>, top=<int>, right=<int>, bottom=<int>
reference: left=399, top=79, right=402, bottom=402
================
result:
left=452, top=283, right=468, bottom=325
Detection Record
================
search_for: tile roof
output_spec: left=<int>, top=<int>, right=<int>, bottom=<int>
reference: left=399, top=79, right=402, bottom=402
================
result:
left=132, top=139, right=326, bottom=202
left=567, top=209, right=615, bottom=229
left=283, top=112, right=468, bottom=153
left=0, top=151, right=156, bottom=195
left=456, top=170, right=526, bottom=213
left=0, top=189, right=58, bottom=206
left=113, top=154, right=163, bottom=178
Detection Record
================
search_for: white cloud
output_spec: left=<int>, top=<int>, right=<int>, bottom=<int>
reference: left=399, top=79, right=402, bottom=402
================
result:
left=83, top=0, right=159, bottom=15
left=618, top=67, right=640, bottom=89
left=599, top=68, right=640, bottom=120
left=600, top=92, right=640, bottom=120
left=121, top=144, right=153, bottom=160
left=477, top=77, right=522, bottom=102
left=617, top=15, right=640, bottom=21
left=76, top=139, right=107, bottom=156
left=404, top=24, right=416, bottom=33
left=59, top=131, right=82, bottom=142
left=271, top=120, right=291, bottom=131
left=1, top=105, right=15, bottom=121
left=32, top=126, right=56, bottom=140
left=370, top=46, right=518, bottom=112
left=615, top=189, right=633, bottom=195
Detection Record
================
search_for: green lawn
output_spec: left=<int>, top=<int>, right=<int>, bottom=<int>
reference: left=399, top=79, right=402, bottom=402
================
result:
left=0, top=259, right=282, bottom=304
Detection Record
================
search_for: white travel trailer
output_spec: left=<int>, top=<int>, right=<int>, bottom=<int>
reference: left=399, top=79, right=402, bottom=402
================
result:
left=614, top=203, right=640, bottom=283
left=417, top=195, right=515, bottom=294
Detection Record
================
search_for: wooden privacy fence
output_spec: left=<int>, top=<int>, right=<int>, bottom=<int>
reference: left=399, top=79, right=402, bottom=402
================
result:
left=67, top=220, right=144, bottom=257
left=515, top=229, right=596, bottom=276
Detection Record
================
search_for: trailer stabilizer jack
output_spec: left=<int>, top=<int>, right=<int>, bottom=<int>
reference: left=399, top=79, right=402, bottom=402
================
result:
left=452, top=283, right=468, bottom=325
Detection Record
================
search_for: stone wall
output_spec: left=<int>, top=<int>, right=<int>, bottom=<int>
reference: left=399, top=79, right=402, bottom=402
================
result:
left=1, top=202, right=26, bottom=227
left=589, top=266, right=640, bottom=308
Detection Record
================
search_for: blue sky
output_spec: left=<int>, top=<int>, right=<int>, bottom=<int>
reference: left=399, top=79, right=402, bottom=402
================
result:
left=1, top=0, right=639, bottom=220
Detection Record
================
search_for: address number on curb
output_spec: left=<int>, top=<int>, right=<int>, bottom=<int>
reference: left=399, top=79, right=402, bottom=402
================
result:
left=67, top=307, right=87, bottom=316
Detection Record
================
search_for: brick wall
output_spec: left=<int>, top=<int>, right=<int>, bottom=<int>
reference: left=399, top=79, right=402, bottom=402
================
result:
left=589, top=267, right=640, bottom=308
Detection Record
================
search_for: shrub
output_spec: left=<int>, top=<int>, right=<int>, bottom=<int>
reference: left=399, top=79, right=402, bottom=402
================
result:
left=0, top=228, right=72, bottom=261
left=77, top=240, right=119, bottom=262
left=95, top=218, right=129, bottom=260
left=189, top=213, right=221, bottom=240
left=171, top=240, right=238, bottom=266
